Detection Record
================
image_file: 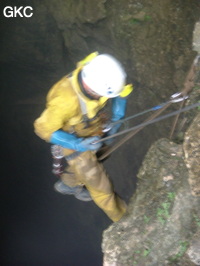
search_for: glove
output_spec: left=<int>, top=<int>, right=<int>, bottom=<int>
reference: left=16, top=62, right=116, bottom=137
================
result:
left=111, top=96, right=127, bottom=121
left=76, top=136, right=102, bottom=151
left=104, top=96, right=127, bottom=145
left=50, top=130, right=102, bottom=152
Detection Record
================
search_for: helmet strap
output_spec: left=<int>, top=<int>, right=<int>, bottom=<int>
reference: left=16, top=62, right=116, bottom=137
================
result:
left=78, top=71, right=100, bottom=100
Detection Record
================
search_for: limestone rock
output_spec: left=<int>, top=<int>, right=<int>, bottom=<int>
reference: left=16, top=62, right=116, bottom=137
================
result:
left=102, top=115, right=200, bottom=265
left=193, top=22, right=200, bottom=54
left=183, top=114, right=200, bottom=197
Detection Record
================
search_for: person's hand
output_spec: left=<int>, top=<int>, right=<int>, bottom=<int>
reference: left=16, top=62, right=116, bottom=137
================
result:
left=50, top=130, right=102, bottom=152
left=76, top=136, right=102, bottom=151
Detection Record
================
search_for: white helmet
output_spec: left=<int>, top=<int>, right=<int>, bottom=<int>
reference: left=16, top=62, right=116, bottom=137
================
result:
left=81, top=54, right=126, bottom=98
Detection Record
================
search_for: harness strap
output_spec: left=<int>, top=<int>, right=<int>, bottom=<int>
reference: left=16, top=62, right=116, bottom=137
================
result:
left=68, top=74, right=91, bottom=128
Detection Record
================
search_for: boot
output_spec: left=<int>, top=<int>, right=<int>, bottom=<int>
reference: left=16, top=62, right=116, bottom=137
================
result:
left=74, top=186, right=93, bottom=202
left=54, top=181, right=92, bottom=202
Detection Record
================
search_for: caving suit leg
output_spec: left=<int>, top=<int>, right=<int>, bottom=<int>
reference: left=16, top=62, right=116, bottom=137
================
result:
left=61, top=150, right=127, bottom=222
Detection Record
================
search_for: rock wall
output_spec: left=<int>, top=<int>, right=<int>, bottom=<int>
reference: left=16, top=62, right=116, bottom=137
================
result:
left=44, top=0, right=200, bottom=99
left=41, top=0, right=200, bottom=168
left=102, top=20, right=200, bottom=265
left=102, top=111, right=200, bottom=266
left=1, top=0, right=199, bottom=169
left=1, top=1, right=200, bottom=265
left=4, top=0, right=198, bottom=111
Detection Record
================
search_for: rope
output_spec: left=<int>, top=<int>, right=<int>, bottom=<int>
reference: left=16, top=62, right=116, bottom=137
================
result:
left=110, top=102, right=169, bottom=127
left=60, top=56, right=199, bottom=162
left=108, top=93, right=188, bottom=128
left=99, top=102, right=200, bottom=143
left=98, top=102, right=199, bottom=160
left=98, top=56, right=199, bottom=160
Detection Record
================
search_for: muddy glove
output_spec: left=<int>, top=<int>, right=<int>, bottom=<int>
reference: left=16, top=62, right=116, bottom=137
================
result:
left=104, top=96, right=127, bottom=145
left=50, top=130, right=102, bottom=152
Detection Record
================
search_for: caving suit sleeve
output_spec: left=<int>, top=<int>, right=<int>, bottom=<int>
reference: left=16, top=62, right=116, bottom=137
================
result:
left=34, top=78, right=75, bottom=142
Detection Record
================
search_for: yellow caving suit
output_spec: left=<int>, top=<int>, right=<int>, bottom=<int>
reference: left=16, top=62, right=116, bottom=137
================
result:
left=34, top=60, right=127, bottom=222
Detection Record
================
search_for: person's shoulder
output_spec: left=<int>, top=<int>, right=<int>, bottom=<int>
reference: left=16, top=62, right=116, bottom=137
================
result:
left=57, top=75, right=74, bottom=94
left=48, top=75, right=76, bottom=100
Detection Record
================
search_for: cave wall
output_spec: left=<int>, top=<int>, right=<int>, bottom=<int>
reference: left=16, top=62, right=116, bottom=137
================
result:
left=2, top=0, right=199, bottom=105
left=43, top=0, right=200, bottom=99
left=38, top=0, right=200, bottom=200
left=1, top=0, right=200, bottom=147
left=1, top=0, right=199, bottom=212
left=102, top=113, right=200, bottom=266
left=27, top=0, right=200, bottom=149
left=102, top=18, right=200, bottom=266
left=0, top=0, right=199, bottom=215
left=1, top=1, right=200, bottom=264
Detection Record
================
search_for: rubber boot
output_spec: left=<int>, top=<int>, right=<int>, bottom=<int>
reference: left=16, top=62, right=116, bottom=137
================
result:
left=54, top=181, right=92, bottom=202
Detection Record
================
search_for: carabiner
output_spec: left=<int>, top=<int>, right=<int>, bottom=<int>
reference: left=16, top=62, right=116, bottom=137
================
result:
left=102, top=122, right=113, bottom=133
left=170, top=92, right=188, bottom=103
left=51, top=145, right=64, bottom=159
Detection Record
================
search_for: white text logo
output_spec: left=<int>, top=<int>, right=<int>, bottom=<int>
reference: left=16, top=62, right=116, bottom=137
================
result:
left=3, top=6, right=33, bottom=18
